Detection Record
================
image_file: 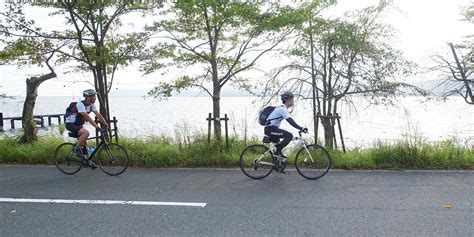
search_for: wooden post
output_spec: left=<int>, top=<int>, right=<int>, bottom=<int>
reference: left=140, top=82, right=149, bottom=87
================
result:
left=207, top=113, right=212, bottom=144
left=224, top=114, right=229, bottom=149
left=40, top=117, right=45, bottom=127
left=94, top=117, right=99, bottom=146
left=0, top=113, right=3, bottom=131
left=315, top=112, right=320, bottom=144
left=328, top=113, right=338, bottom=149
left=11, top=119, right=15, bottom=129
left=113, top=116, right=118, bottom=143
left=336, top=113, right=346, bottom=153
left=244, top=108, right=247, bottom=145
left=47, top=115, right=61, bottom=125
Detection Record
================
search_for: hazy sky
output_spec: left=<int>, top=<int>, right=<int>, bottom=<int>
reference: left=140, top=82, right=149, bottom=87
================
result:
left=0, top=0, right=472, bottom=97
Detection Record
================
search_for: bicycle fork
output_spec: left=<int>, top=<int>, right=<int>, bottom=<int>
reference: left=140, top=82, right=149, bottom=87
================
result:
left=302, top=144, right=315, bottom=163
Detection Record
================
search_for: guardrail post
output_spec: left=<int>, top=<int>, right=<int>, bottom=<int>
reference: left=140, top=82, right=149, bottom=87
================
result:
left=94, top=117, right=99, bottom=146
left=336, top=113, right=346, bottom=153
left=224, top=114, right=229, bottom=149
left=0, top=113, right=3, bottom=131
left=113, top=116, right=118, bottom=143
left=206, top=113, right=212, bottom=144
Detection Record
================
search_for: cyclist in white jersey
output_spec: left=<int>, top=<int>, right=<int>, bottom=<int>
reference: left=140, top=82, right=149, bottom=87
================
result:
left=265, top=91, right=307, bottom=160
left=65, top=89, right=109, bottom=164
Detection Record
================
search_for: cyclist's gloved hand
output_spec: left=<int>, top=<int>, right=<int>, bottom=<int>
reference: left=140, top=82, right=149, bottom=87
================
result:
left=300, top=127, right=308, bottom=133
left=104, top=124, right=112, bottom=133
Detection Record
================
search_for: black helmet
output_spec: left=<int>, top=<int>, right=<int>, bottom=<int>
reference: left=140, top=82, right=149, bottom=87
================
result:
left=83, top=89, right=97, bottom=97
left=280, top=91, right=294, bottom=102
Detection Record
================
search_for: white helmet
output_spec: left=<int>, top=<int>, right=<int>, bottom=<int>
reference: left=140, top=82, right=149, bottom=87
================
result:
left=83, top=89, right=97, bottom=97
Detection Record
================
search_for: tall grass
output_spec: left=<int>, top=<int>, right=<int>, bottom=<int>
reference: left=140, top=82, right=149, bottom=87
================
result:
left=331, top=139, right=473, bottom=170
left=0, top=135, right=63, bottom=164
left=0, top=132, right=472, bottom=169
left=120, top=135, right=253, bottom=167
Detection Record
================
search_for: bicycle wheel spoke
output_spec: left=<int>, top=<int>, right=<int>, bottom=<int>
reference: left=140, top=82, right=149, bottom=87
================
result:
left=53, top=143, right=82, bottom=175
left=239, top=144, right=274, bottom=179
left=295, top=144, right=331, bottom=180
left=97, top=143, right=129, bottom=176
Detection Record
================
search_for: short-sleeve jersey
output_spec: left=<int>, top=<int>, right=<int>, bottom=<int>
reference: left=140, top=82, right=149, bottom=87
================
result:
left=65, top=101, right=97, bottom=124
left=265, top=105, right=290, bottom=127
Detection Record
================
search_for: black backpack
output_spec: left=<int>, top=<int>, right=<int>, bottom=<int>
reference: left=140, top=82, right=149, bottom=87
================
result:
left=64, top=101, right=86, bottom=125
left=258, top=106, right=282, bottom=126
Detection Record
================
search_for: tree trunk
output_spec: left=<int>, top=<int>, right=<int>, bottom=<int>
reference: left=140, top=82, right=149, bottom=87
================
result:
left=309, top=19, right=320, bottom=142
left=212, top=87, right=222, bottom=141
left=94, top=66, right=110, bottom=123
left=210, top=47, right=221, bottom=141
left=320, top=117, right=335, bottom=149
left=20, top=72, right=56, bottom=143
left=449, top=43, right=474, bottom=104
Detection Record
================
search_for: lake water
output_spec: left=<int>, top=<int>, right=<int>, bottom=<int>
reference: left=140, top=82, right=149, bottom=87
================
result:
left=1, top=96, right=473, bottom=148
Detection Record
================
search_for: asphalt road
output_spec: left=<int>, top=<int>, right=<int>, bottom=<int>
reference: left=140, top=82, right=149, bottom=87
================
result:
left=0, top=165, right=473, bottom=236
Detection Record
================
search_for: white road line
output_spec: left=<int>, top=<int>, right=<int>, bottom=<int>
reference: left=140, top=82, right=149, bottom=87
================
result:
left=0, top=198, right=206, bottom=207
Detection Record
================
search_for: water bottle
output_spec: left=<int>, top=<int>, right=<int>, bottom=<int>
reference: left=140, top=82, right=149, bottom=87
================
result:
left=88, top=146, right=96, bottom=155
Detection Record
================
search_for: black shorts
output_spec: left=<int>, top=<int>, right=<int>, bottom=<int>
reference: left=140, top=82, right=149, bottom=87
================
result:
left=65, top=123, right=83, bottom=138
left=264, top=126, right=290, bottom=142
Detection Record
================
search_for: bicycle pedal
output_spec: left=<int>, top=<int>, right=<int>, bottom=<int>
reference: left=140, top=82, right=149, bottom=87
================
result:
left=88, top=161, right=98, bottom=169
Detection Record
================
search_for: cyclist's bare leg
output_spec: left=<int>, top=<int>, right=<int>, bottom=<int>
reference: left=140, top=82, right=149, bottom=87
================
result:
left=77, top=128, right=90, bottom=159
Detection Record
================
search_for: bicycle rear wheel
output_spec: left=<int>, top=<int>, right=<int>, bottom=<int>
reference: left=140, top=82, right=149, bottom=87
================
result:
left=53, top=143, right=82, bottom=175
left=295, top=144, right=331, bottom=180
left=239, top=144, right=275, bottom=179
left=96, top=143, right=129, bottom=176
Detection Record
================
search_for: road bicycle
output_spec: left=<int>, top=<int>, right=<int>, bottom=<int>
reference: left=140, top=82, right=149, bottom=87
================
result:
left=239, top=130, right=331, bottom=180
left=53, top=129, right=129, bottom=176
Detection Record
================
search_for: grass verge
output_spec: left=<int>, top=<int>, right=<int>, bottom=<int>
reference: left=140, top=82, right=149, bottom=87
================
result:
left=0, top=135, right=472, bottom=169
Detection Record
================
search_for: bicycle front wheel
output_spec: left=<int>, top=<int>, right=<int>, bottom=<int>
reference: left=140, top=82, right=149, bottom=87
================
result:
left=53, top=143, right=82, bottom=175
left=96, top=143, right=129, bottom=176
left=295, top=144, right=331, bottom=180
left=239, top=144, right=275, bottom=179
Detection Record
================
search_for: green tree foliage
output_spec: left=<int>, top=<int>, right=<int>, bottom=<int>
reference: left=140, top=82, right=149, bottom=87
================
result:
left=264, top=1, right=422, bottom=149
left=1, top=1, right=158, bottom=121
left=142, top=1, right=308, bottom=141
left=461, top=2, right=473, bottom=70
left=0, top=13, right=60, bottom=143
left=430, top=2, right=473, bottom=104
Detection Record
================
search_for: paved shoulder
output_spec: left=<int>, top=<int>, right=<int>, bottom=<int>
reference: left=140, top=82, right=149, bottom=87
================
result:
left=1, top=165, right=473, bottom=236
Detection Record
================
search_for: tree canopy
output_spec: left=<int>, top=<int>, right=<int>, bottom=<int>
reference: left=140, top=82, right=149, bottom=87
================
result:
left=262, top=1, right=422, bottom=148
left=429, top=2, right=473, bottom=104
left=1, top=1, right=158, bottom=120
left=142, top=1, right=315, bottom=140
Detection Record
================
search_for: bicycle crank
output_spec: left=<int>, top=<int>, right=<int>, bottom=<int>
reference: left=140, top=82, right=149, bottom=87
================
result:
left=274, top=162, right=287, bottom=174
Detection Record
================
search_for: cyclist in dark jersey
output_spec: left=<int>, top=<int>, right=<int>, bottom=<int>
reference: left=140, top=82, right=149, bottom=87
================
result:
left=65, top=89, right=109, bottom=166
left=264, top=91, right=307, bottom=160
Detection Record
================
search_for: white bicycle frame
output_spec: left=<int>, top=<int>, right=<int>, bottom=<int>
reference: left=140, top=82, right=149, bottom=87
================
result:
left=258, top=133, right=314, bottom=166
